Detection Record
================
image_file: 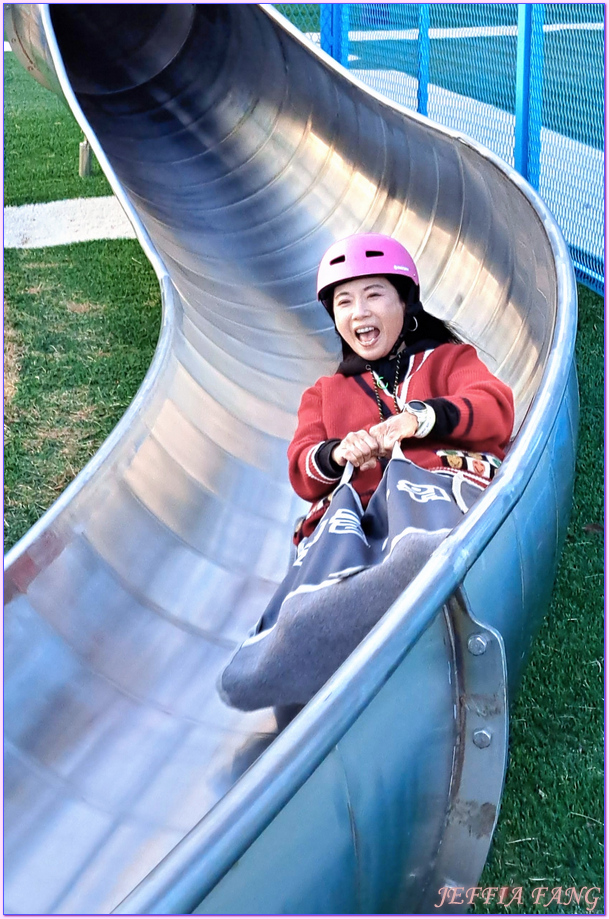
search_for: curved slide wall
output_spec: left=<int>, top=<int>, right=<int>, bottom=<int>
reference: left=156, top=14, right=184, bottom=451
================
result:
left=4, top=5, right=577, bottom=914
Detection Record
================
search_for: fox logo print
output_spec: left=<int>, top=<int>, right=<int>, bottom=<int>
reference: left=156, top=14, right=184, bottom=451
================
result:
left=328, top=508, right=369, bottom=544
left=396, top=479, right=451, bottom=503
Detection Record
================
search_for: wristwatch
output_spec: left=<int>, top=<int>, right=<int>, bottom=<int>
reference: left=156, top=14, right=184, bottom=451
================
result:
left=405, top=400, right=436, bottom=438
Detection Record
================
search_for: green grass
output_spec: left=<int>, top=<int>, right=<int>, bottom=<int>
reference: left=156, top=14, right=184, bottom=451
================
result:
left=3, top=52, right=111, bottom=205
left=4, top=264, right=603, bottom=915
left=275, top=3, right=321, bottom=32
left=4, top=243, right=161, bottom=549
left=4, top=24, right=604, bottom=913
left=472, top=284, right=604, bottom=914
left=4, top=253, right=603, bottom=913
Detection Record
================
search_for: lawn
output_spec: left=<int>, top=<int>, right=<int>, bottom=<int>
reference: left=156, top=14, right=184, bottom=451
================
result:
left=4, top=52, right=111, bottom=205
left=3, top=24, right=604, bottom=914
left=4, top=241, right=161, bottom=549
left=473, top=283, right=604, bottom=913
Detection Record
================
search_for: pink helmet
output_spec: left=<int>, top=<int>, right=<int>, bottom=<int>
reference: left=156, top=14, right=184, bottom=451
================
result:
left=317, top=233, right=419, bottom=305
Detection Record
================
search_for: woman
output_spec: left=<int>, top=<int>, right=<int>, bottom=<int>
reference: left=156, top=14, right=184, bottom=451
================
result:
left=220, top=234, right=514, bottom=723
left=219, top=233, right=515, bottom=711
left=289, top=233, right=514, bottom=541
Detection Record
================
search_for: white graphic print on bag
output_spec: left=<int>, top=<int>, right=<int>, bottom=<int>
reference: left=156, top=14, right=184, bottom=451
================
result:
left=436, top=449, right=502, bottom=480
left=396, top=479, right=452, bottom=503
left=327, top=507, right=369, bottom=543
left=294, top=506, right=369, bottom=567
left=293, top=517, right=329, bottom=566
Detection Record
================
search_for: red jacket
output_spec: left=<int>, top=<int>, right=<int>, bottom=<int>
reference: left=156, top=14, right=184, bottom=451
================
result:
left=288, top=343, right=514, bottom=539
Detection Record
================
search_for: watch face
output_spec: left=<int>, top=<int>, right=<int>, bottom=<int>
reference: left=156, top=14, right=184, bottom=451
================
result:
left=408, top=400, right=427, bottom=412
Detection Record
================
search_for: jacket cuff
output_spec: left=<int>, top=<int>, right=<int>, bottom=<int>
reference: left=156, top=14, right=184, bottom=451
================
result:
left=426, top=398, right=461, bottom=437
left=315, top=439, right=343, bottom=478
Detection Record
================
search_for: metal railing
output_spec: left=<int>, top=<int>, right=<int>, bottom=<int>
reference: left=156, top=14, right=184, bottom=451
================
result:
left=279, top=3, right=604, bottom=294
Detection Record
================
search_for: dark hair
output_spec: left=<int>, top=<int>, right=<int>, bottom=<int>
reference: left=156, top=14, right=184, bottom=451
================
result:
left=327, top=274, right=459, bottom=360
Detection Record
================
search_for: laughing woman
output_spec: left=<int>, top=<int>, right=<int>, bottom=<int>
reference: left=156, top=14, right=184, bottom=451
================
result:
left=289, top=234, right=514, bottom=542
left=219, top=233, right=515, bottom=713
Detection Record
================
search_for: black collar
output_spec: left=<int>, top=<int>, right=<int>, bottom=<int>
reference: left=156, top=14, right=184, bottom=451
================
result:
left=337, top=337, right=441, bottom=379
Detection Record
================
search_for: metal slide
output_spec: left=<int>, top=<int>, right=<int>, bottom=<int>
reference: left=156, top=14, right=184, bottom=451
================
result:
left=4, top=5, right=578, bottom=914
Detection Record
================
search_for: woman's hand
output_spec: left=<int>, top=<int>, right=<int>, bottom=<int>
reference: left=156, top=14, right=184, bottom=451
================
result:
left=331, top=412, right=419, bottom=472
left=370, top=412, right=418, bottom=455
left=331, top=429, right=381, bottom=471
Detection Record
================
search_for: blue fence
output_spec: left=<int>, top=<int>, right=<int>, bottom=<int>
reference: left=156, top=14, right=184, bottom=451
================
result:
left=277, top=3, right=604, bottom=294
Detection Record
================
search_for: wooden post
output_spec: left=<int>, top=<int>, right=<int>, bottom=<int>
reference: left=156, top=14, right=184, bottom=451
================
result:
left=79, top=139, right=92, bottom=177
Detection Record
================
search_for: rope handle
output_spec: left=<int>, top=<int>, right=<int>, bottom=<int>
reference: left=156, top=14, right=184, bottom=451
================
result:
left=339, top=461, right=355, bottom=486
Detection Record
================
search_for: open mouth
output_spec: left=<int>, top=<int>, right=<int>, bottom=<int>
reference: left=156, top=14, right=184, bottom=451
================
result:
left=355, top=326, right=380, bottom=345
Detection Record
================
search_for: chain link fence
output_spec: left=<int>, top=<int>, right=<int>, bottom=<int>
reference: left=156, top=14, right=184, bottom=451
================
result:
left=539, top=4, right=604, bottom=292
left=275, top=4, right=321, bottom=44
left=274, top=3, right=604, bottom=293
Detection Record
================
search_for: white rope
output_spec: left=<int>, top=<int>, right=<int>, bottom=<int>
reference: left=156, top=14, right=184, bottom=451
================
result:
left=340, top=461, right=355, bottom=486
left=451, top=472, right=470, bottom=514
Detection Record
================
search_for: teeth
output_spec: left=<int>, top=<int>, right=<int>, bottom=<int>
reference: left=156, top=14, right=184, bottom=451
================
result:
left=356, top=327, right=375, bottom=335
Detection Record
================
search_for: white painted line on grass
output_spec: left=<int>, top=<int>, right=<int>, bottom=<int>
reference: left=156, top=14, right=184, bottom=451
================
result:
left=4, top=196, right=136, bottom=249
left=4, top=66, right=601, bottom=261
left=544, top=22, right=604, bottom=32
left=305, top=22, right=603, bottom=44
left=5, top=41, right=13, bottom=52
left=348, top=27, right=518, bottom=41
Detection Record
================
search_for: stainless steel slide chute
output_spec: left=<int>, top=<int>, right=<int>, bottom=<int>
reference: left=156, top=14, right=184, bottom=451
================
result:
left=4, top=4, right=578, bottom=914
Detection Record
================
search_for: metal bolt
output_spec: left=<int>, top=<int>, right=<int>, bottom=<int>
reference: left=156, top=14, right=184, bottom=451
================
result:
left=473, top=728, right=492, bottom=748
left=468, top=633, right=488, bottom=655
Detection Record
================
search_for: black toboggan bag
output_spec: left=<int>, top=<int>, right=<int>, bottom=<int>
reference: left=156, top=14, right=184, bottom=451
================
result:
left=219, top=446, right=484, bottom=711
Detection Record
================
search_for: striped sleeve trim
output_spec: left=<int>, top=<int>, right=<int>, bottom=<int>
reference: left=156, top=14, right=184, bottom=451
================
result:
left=305, top=443, right=342, bottom=484
left=462, top=397, right=475, bottom=436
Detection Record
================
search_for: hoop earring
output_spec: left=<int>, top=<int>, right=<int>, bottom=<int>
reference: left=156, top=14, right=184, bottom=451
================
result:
left=406, top=314, right=419, bottom=333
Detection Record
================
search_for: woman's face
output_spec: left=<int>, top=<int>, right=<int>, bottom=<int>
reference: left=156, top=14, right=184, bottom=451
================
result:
left=333, top=275, right=405, bottom=360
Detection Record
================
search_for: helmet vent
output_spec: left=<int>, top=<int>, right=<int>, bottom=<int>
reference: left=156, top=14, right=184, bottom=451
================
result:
left=329, top=255, right=345, bottom=265
left=365, top=250, right=384, bottom=257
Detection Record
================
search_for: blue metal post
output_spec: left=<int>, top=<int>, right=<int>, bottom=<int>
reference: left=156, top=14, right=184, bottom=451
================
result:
left=515, top=4, right=544, bottom=187
left=417, top=3, right=431, bottom=116
left=320, top=4, right=349, bottom=68
left=320, top=5, right=333, bottom=57
left=527, top=4, right=544, bottom=189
